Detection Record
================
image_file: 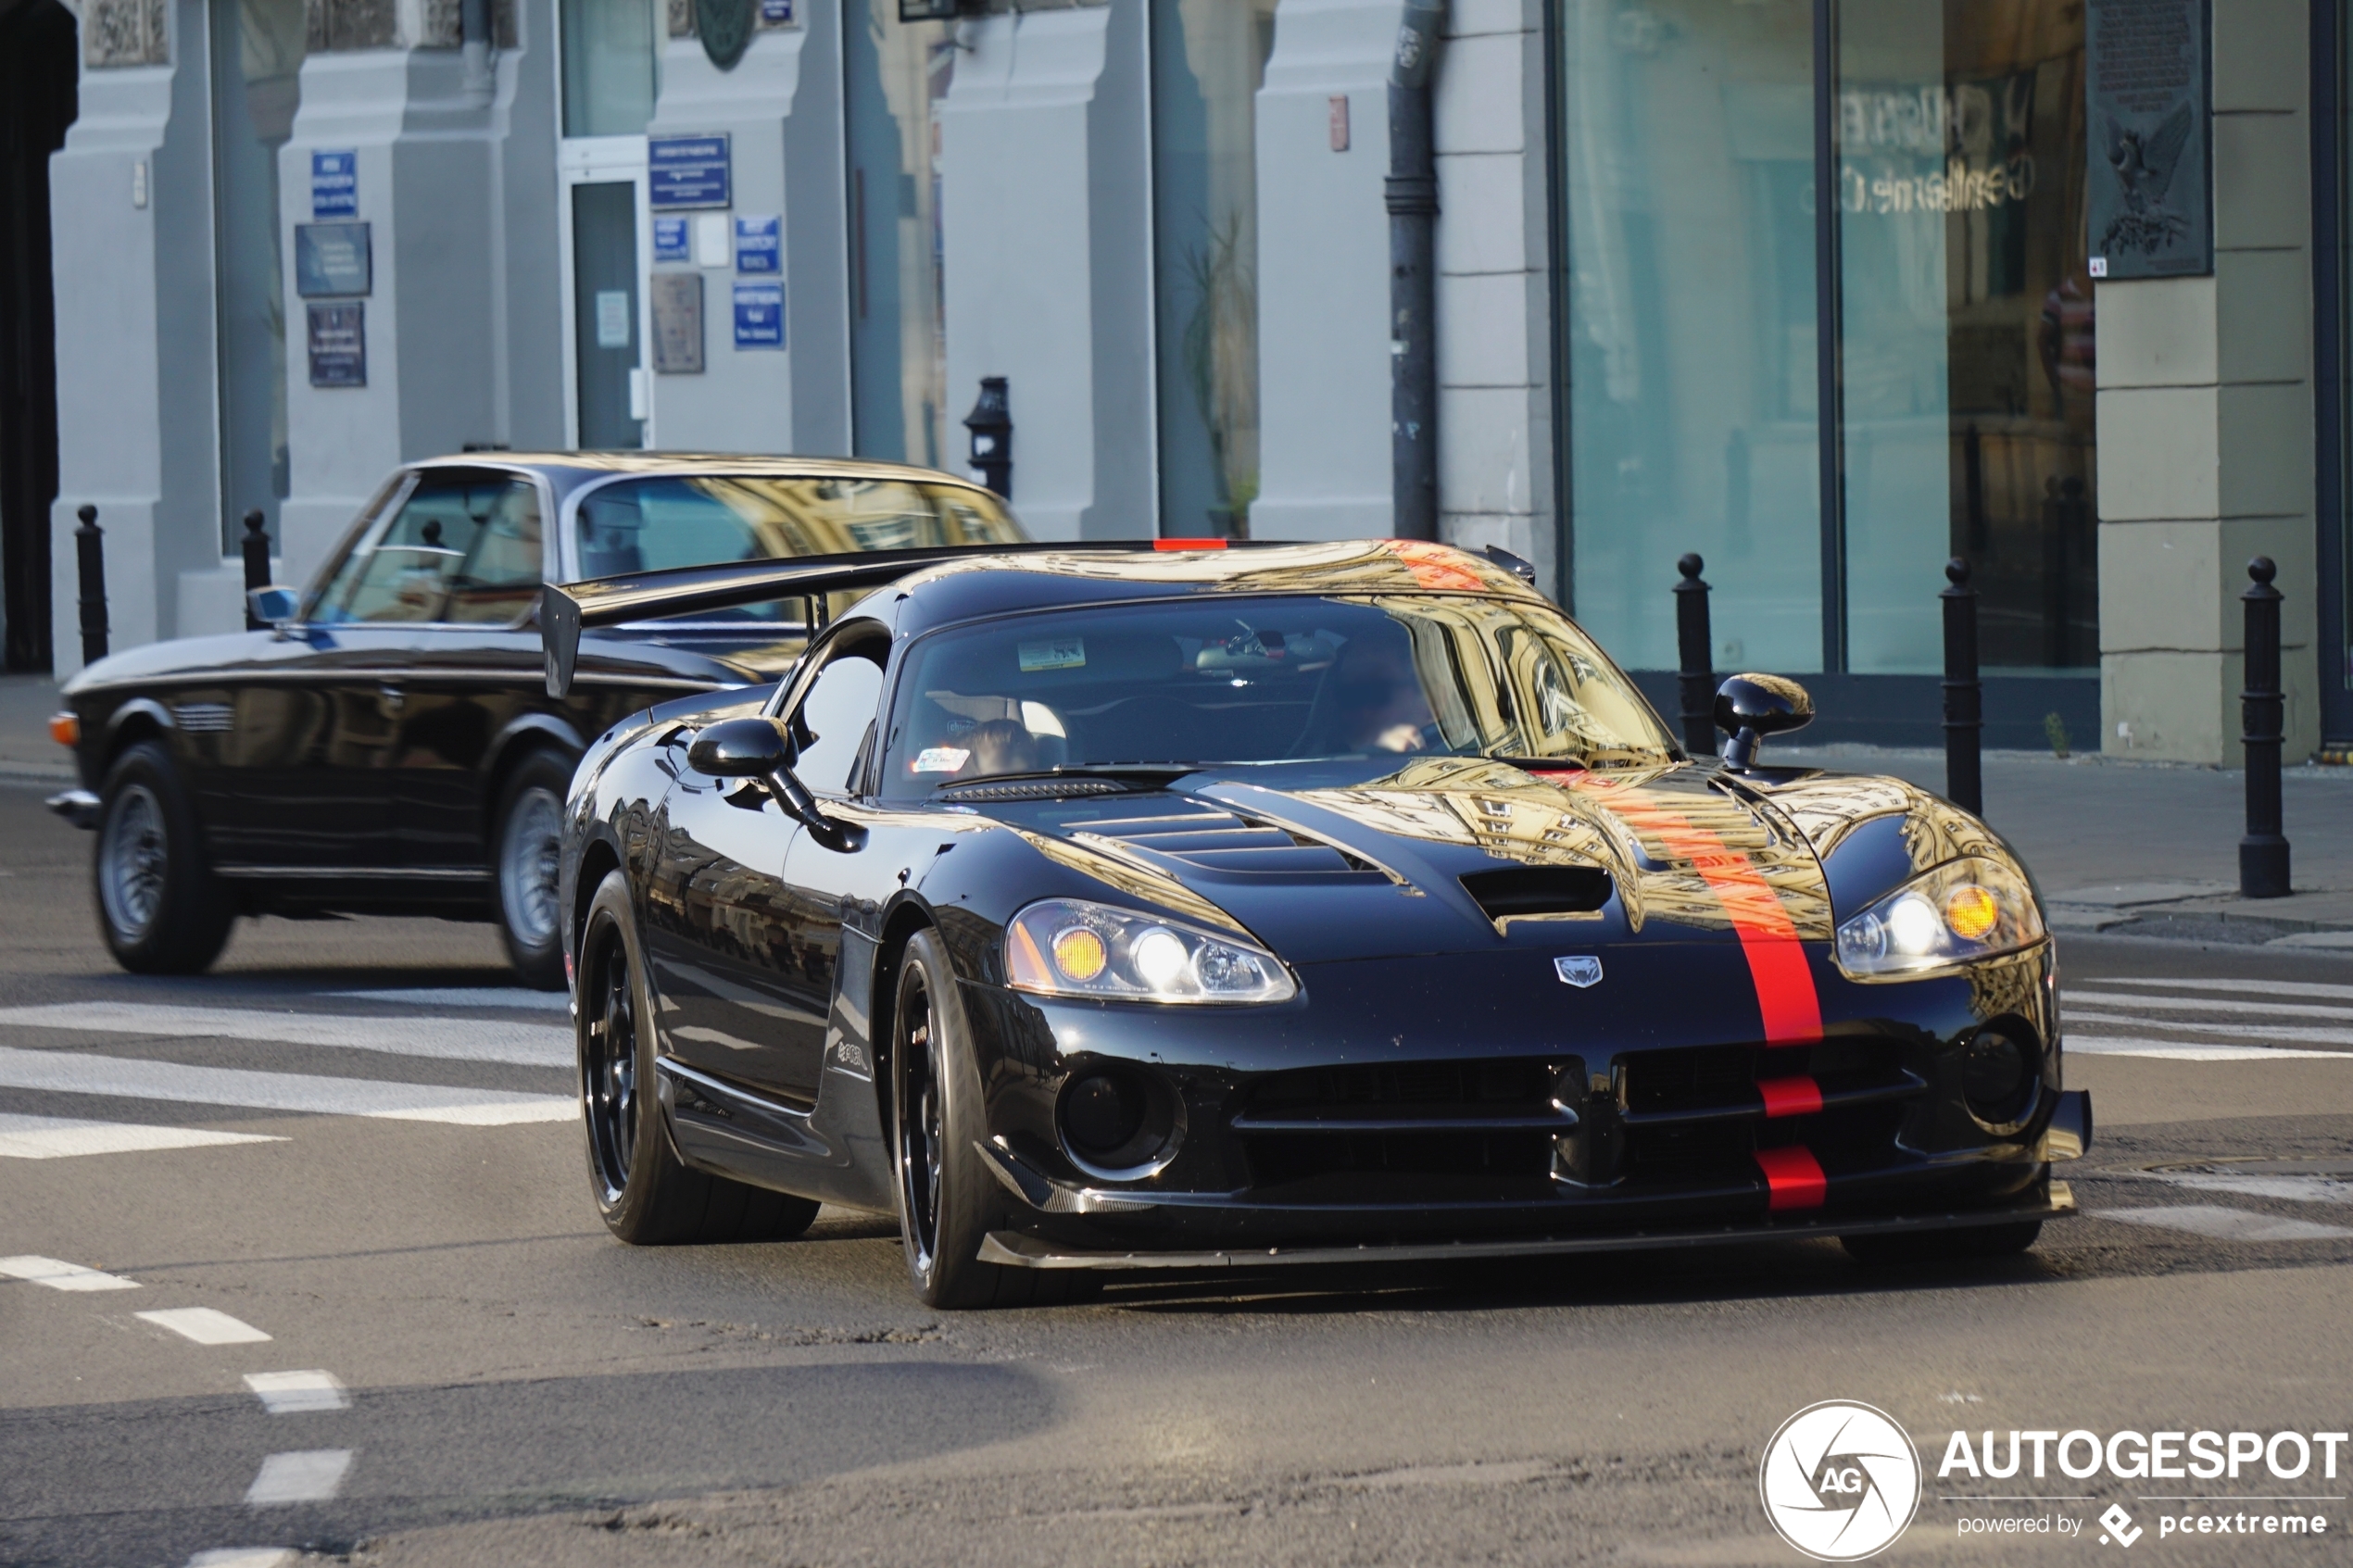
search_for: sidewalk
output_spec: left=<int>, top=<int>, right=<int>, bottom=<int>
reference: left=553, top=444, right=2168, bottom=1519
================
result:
left=4, top=674, right=2345, bottom=946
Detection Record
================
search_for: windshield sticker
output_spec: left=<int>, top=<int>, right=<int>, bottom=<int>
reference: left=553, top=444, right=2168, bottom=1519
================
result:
left=913, top=746, right=971, bottom=774
left=1018, top=637, right=1086, bottom=672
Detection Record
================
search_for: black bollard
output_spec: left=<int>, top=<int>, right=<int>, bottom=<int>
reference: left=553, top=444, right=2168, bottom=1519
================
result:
left=1674, top=553, right=1715, bottom=758
left=241, top=509, right=271, bottom=630
left=2239, top=556, right=2291, bottom=897
left=963, top=377, right=1012, bottom=500
left=1941, top=557, right=1982, bottom=815
left=74, top=504, right=107, bottom=666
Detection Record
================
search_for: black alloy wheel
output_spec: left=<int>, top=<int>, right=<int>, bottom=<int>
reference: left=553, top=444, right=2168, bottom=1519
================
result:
left=494, top=749, right=573, bottom=990
left=889, top=928, right=1096, bottom=1309
left=93, top=739, right=233, bottom=974
left=577, top=868, right=821, bottom=1246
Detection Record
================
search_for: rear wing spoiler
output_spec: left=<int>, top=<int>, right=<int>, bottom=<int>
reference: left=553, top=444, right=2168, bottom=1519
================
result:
left=537, top=540, right=1280, bottom=699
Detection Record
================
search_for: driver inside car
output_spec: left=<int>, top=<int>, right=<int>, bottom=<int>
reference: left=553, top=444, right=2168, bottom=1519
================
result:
left=1330, top=636, right=1441, bottom=754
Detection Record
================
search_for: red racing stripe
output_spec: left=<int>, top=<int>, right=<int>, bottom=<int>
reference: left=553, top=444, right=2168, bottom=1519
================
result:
left=1755, top=1146, right=1827, bottom=1210
left=1574, top=792, right=1824, bottom=1046
left=1756, top=1076, right=1823, bottom=1119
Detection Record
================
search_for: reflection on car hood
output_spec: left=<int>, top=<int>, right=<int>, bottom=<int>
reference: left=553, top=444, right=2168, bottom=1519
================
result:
left=987, top=758, right=2005, bottom=966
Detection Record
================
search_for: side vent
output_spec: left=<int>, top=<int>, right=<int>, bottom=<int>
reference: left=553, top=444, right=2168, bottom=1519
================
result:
left=1459, top=864, right=1612, bottom=920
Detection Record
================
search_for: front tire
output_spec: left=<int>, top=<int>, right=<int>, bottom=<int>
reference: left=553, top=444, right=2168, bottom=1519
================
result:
left=890, top=928, right=1094, bottom=1309
left=494, top=750, right=573, bottom=990
left=578, top=868, right=821, bottom=1245
left=93, top=740, right=233, bottom=974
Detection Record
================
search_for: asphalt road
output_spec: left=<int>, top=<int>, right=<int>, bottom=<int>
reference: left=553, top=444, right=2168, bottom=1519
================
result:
left=4, top=780, right=2353, bottom=1568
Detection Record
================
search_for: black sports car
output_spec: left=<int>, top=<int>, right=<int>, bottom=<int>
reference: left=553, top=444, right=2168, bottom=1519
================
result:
left=47, top=454, right=1023, bottom=985
left=551, top=538, right=2092, bottom=1307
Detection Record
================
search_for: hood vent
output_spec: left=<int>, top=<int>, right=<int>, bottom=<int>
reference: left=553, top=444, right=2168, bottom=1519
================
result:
left=1459, top=864, right=1612, bottom=920
left=1078, top=807, right=1380, bottom=877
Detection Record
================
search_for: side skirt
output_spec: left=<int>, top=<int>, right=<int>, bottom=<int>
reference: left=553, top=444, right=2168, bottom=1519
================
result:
left=654, top=1057, right=893, bottom=1213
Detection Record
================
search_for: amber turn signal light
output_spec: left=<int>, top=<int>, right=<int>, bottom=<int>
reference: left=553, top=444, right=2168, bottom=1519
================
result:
left=47, top=711, right=78, bottom=747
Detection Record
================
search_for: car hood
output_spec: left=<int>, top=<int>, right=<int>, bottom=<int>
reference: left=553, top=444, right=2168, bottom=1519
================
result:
left=976, top=757, right=2016, bottom=968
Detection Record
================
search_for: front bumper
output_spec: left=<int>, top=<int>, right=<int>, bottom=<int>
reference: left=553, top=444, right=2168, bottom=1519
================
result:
left=980, top=1178, right=2078, bottom=1269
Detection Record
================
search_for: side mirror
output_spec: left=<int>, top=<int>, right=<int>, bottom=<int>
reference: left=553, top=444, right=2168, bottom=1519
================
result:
left=685, top=716, right=863, bottom=853
left=1713, top=672, right=1813, bottom=771
left=686, top=716, right=795, bottom=777
left=246, top=585, right=301, bottom=628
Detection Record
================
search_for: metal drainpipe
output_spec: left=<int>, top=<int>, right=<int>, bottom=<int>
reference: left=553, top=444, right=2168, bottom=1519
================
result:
left=461, top=0, right=494, bottom=96
left=1388, top=0, right=1446, bottom=541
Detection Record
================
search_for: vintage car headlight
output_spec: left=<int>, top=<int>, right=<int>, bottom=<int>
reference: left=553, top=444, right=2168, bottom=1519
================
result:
left=1832, top=856, right=2045, bottom=980
left=1003, top=898, right=1297, bottom=1005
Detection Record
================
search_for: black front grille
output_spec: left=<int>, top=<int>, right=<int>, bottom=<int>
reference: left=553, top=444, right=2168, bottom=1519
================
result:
left=1249, top=1058, right=1560, bottom=1116
left=1244, top=1128, right=1556, bottom=1187
left=1237, top=1059, right=1568, bottom=1194
left=1621, top=1044, right=1755, bottom=1115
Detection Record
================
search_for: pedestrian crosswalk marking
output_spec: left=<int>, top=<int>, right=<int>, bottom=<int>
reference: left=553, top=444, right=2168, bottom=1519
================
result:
left=2066, top=989, right=2353, bottom=1022
left=0, top=1112, right=284, bottom=1160
left=2066, top=1011, right=2353, bottom=1048
left=136, top=1307, right=272, bottom=1345
left=330, top=986, right=571, bottom=1012
left=0, top=1047, right=573, bottom=1125
left=245, top=1449, right=351, bottom=1506
left=2146, top=1172, right=2353, bottom=1207
left=2082, top=976, right=2353, bottom=1002
left=2096, top=1206, right=2353, bottom=1243
left=2067, top=1036, right=2337, bottom=1062
left=0, top=1001, right=570, bottom=1068
left=0, top=1255, right=139, bottom=1291
left=2068, top=976, right=2353, bottom=1061
left=245, top=1370, right=350, bottom=1413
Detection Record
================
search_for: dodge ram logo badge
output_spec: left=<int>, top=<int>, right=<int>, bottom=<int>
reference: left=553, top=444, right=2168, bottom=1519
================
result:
left=1554, top=956, right=1604, bottom=987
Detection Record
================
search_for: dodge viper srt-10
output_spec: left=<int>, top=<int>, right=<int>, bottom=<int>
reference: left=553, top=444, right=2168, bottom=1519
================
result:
left=547, top=537, right=2091, bottom=1308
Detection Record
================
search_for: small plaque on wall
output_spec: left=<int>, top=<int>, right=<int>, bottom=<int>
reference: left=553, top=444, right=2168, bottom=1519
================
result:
left=651, top=272, right=705, bottom=373
left=295, top=222, right=371, bottom=297
left=733, top=280, right=784, bottom=350
left=2086, top=0, right=2211, bottom=280
left=308, top=302, right=366, bottom=387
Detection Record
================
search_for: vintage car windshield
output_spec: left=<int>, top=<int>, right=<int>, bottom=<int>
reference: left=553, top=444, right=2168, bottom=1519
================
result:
left=878, top=594, right=1676, bottom=797
left=572, top=475, right=1024, bottom=622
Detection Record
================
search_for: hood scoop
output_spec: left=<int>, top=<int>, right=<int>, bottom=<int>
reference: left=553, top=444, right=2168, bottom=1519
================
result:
left=1458, top=864, right=1613, bottom=922
left=1074, top=805, right=1383, bottom=879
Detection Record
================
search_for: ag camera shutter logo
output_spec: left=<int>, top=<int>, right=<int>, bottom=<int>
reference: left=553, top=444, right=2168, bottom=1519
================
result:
left=1759, top=1400, right=1923, bottom=1561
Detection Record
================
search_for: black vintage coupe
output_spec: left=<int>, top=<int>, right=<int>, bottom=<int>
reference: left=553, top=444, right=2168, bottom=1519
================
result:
left=552, top=538, right=2090, bottom=1307
left=49, top=454, right=1024, bottom=984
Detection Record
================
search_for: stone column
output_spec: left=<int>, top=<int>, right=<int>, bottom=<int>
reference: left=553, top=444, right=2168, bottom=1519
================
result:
left=937, top=0, right=1151, bottom=541
left=47, top=0, right=211, bottom=673
left=2095, top=0, right=2319, bottom=763
left=1432, top=0, right=1551, bottom=583
left=1251, top=0, right=1399, bottom=541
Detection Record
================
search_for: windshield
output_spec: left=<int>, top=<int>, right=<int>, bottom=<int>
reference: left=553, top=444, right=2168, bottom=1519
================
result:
left=879, top=595, right=1676, bottom=797
left=573, top=475, right=1024, bottom=621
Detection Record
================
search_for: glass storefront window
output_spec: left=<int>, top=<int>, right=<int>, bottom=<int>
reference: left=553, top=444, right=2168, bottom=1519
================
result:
left=1556, top=0, right=1822, bottom=674
left=846, top=0, right=957, bottom=470
left=209, top=0, right=306, bottom=553
left=1837, top=0, right=2095, bottom=671
left=1152, top=0, right=1277, bottom=539
left=561, top=0, right=656, bottom=139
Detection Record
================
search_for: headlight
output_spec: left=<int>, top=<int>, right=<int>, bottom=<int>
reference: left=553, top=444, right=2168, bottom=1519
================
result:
left=1832, top=857, right=2045, bottom=979
left=1003, top=898, right=1297, bottom=1005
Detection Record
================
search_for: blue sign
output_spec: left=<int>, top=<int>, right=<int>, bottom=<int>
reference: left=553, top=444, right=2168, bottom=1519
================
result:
left=734, top=215, right=779, bottom=274
left=760, top=0, right=793, bottom=20
left=311, top=150, right=358, bottom=219
left=653, top=217, right=690, bottom=263
left=733, top=280, right=784, bottom=350
left=648, top=134, right=731, bottom=211
left=295, top=222, right=371, bottom=297
left=307, top=302, right=366, bottom=387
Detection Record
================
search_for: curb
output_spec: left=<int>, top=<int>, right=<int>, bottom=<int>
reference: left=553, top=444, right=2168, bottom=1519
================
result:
left=2052, top=905, right=2353, bottom=948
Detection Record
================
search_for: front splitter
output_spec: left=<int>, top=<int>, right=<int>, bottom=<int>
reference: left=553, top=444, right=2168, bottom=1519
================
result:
left=977, top=1182, right=2075, bottom=1270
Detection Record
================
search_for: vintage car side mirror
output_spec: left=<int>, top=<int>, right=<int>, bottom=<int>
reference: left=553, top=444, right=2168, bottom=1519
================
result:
left=686, top=717, right=862, bottom=852
left=1713, top=672, right=1813, bottom=771
left=246, top=585, right=301, bottom=628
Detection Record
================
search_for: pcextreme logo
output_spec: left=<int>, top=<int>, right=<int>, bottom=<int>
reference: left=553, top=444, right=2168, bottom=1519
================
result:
left=1759, top=1400, right=1924, bottom=1562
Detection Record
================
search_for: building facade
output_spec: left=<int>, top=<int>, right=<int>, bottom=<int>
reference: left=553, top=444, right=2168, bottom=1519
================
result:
left=4, top=0, right=2347, bottom=760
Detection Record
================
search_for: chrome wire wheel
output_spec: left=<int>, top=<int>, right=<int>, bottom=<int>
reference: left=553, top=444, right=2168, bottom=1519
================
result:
left=897, top=976, right=944, bottom=1275
left=498, top=785, right=562, bottom=952
left=97, top=782, right=167, bottom=941
left=583, top=925, right=638, bottom=1205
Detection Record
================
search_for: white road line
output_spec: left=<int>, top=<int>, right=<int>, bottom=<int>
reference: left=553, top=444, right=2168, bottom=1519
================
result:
left=2064, top=1012, right=2353, bottom=1048
left=2080, top=976, right=2353, bottom=1002
left=2065, top=990, right=2353, bottom=1022
left=245, top=1449, right=352, bottom=1506
left=134, top=1308, right=271, bottom=1345
left=2147, top=1173, right=2353, bottom=1207
left=186, top=1551, right=296, bottom=1568
left=2065, top=1036, right=2340, bottom=1061
left=2097, top=1206, right=2353, bottom=1243
left=0, top=1047, right=574, bottom=1125
left=330, top=986, right=571, bottom=1012
left=0, top=1255, right=138, bottom=1291
left=0, top=1112, right=283, bottom=1160
left=245, top=1370, right=350, bottom=1413
left=0, top=1001, right=570, bottom=1068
